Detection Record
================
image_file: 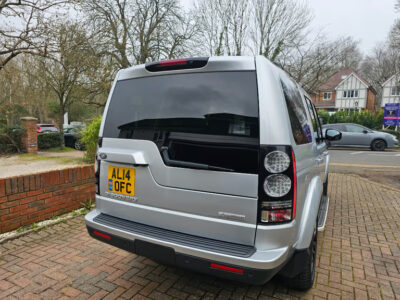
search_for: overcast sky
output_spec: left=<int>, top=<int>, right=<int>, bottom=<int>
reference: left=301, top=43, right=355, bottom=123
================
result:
left=181, top=0, right=399, bottom=55
left=308, top=0, right=398, bottom=54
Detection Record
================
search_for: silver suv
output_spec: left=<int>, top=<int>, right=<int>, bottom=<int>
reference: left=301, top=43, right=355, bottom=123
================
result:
left=85, top=56, right=342, bottom=290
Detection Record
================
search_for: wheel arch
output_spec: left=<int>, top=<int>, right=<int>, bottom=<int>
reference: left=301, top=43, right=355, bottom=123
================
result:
left=294, top=176, right=323, bottom=250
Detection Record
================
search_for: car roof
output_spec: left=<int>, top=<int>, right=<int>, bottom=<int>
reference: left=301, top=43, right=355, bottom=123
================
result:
left=117, top=56, right=258, bottom=81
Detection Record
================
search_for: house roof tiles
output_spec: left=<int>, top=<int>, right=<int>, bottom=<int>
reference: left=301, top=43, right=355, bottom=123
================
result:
left=318, top=68, right=372, bottom=91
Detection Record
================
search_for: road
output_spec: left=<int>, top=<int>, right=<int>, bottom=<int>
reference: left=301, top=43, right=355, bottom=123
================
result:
left=329, top=148, right=400, bottom=167
left=328, top=148, right=400, bottom=189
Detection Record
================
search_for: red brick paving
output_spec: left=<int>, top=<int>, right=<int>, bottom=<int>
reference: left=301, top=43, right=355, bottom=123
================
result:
left=0, top=173, right=399, bottom=299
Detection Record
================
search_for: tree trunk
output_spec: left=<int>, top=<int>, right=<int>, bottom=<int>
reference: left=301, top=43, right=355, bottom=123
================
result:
left=58, top=105, right=65, bottom=149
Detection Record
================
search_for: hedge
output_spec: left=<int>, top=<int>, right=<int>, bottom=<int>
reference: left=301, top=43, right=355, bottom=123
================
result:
left=38, top=132, right=62, bottom=149
left=318, top=109, right=384, bottom=130
left=0, top=126, right=26, bottom=154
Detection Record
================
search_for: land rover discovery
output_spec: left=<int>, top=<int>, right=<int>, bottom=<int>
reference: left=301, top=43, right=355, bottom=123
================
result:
left=85, top=56, right=341, bottom=290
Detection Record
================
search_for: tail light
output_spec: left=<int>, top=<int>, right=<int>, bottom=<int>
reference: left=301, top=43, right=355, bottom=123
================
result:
left=145, top=57, right=208, bottom=72
left=37, top=125, right=42, bottom=133
left=95, top=155, right=100, bottom=195
left=258, top=146, right=296, bottom=224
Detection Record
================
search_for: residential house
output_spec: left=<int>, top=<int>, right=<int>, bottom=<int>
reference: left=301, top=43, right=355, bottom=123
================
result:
left=381, top=74, right=400, bottom=107
left=311, top=68, right=376, bottom=111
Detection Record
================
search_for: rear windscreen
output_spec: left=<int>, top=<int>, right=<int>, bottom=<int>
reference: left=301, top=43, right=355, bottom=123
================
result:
left=103, top=71, right=259, bottom=174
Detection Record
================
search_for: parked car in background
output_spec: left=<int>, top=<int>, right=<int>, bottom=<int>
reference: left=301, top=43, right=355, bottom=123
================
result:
left=37, top=124, right=60, bottom=133
left=322, top=123, right=398, bottom=151
left=64, top=127, right=84, bottom=150
left=85, top=56, right=342, bottom=290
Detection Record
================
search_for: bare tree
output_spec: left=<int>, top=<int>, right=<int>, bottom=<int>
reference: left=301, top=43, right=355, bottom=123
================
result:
left=32, top=21, right=99, bottom=145
left=250, top=0, right=312, bottom=61
left=281, top=35, right=363, bottom=92
left=0, top=0, right=65, bottom=70
left=77, top=0, right=190, bottom=68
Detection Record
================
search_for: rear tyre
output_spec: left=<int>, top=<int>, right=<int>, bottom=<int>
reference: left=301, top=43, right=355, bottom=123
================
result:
left=74, top=140, right=82, bottom=151
left=287, top=223, right=317, bottom=291
left=371, top=139, right=386, bottom=151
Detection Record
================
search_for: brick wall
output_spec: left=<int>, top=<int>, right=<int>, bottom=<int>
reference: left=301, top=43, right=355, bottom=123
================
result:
left=0, top=165, right=95, bottom=233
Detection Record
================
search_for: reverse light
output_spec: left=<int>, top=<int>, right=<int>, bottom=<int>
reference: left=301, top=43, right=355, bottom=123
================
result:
left=264, top=151, right=290, bottom=173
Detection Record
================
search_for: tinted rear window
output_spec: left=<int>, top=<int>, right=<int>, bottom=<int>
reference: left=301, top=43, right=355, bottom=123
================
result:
left=103, top=71, right=259, bottom=173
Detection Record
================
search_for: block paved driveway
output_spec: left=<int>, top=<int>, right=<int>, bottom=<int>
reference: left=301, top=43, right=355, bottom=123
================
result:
left=1, top=173, right=400, bottom=299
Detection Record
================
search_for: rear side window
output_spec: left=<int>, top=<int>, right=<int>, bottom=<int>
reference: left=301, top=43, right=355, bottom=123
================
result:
left=280, top=76, right=311, bottom=144
left=103, top=71, right=260, bottom=174
left=305, top=97, right=323, bottom=143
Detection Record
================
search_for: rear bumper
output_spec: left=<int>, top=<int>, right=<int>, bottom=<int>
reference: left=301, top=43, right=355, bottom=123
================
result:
left=85, top=210, right=292, bottom=284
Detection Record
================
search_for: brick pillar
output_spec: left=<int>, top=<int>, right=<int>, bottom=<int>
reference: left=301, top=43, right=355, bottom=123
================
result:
left=20, top=117, right=38, bottom=153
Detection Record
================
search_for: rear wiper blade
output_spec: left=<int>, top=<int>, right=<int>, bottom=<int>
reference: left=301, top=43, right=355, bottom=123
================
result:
left=161, top=147, right=234, bottom=172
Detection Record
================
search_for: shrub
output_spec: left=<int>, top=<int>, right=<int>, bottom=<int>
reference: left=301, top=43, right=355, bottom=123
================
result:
left=81, top=116, right=102, bottom=163
left=38, top=132, right=62, bottom=149
left=318, top=109, right=384, bottom=130
left=0, top=126, right=26, bottom=154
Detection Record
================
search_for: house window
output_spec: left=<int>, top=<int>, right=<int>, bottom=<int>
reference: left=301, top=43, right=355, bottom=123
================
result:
left=343, top=90, right=359, bottom=98
left=323, top=92, right=332, bottom=100
left=391, top=87, right=400, bottom=96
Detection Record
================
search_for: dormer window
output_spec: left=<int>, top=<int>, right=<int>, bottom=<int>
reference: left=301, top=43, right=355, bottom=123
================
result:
left=323, top=92, right=332, bottom=100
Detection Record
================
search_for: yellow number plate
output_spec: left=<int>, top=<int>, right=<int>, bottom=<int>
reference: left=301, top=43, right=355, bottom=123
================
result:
left=107, top=166, right=135, bottom=196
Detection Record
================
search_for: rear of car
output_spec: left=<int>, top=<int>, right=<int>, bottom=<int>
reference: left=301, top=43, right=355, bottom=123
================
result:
left=85, top=56, right=325, bottom=287
left=37, top=124, right=60, bottom=133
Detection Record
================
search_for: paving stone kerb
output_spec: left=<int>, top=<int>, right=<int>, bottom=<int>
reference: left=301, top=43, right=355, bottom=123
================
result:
left=0, top=165, right=95, bottom=233
left=0, top=173, right=399, bottom=299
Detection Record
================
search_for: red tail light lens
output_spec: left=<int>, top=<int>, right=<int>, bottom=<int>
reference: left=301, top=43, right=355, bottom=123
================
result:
left=37, top=126, right=41, bottom=133
left=292, top=151, right=297, bottom=219
left=261, top=209, right=292, bottom=223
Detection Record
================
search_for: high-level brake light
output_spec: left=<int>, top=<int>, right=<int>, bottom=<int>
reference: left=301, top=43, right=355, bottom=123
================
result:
left=159, top=59, right=187, bottom=66
left=145, top=57, right=209, bottom=72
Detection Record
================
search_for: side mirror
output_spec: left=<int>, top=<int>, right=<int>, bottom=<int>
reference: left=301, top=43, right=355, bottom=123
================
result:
left=363, top=130, right=368, bottom=134
left=325, top=129, right=342, bottom=141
